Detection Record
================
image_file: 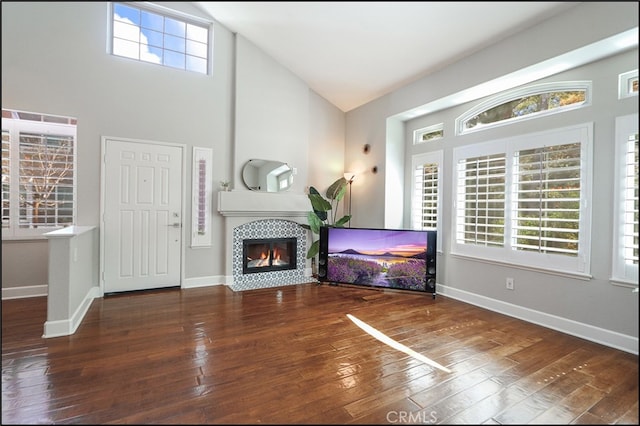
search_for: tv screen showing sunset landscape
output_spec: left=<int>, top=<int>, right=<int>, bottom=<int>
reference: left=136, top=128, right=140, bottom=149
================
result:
left=324, top=227, right=429, bottom=292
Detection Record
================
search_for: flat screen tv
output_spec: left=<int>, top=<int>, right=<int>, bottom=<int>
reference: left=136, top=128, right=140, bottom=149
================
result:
left=318, top=226, right=436, bottom=296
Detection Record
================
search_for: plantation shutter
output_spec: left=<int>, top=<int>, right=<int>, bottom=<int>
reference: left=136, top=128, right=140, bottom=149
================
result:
left=456, top=153, right=506, bottom=247
left=622, top=132, right=639, bottom=267
left=512, top=143, right=581, bottom=255
left=1, top=130, right=10, bottom=229
left=412, top=162, right=439, bottom=230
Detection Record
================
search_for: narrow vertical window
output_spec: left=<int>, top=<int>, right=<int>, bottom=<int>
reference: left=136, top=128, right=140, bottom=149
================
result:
left=1, top=130, right=10, bottom=229
left=612, top=114, right=639, bottom=285
left=411, top=151, right=443, bottom=252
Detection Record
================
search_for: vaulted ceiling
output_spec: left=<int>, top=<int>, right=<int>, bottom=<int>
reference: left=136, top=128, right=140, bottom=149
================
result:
left=194, top=2, right=580, bottom=112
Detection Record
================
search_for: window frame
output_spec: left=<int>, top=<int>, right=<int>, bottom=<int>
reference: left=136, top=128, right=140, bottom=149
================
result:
left=618, top=69, right=638, bottom=100
left=451, top=123, right=593, bottom=278
left=414, top=123, right=444, bottom=144
left=2, top=110, right=77, bottom=240
left=108, top=2, right=212, bottom=75
left=455, top=81, right=592, bottom=136
left=611, top=113, right=639, bottom=287
left=410, top=150, right=443, bottom=253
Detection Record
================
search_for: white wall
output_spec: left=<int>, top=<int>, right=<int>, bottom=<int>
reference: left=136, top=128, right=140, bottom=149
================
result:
left=234, top=35, right=310, bottom=194
left=1, top=1, right=344, bottom=293
left=344, top=2, right=639, bottom=349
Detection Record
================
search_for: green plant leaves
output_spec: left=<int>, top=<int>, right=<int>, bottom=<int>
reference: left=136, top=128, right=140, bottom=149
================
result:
left=308, top=193, right=331, bottom=212
left=326, top=177, right=347, bottom=200
left=334, top=215, right=351, bottom=227
left=307, top=239, right=320, bottom=259
left=307, top=211, right=324, bottom=234
left=306, top=177, right=351, bottom=259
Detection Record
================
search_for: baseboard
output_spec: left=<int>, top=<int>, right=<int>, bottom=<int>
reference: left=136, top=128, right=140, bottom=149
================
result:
left=438, top=284, right=639, bottom=355
left=182, top=275, right=228, bottom=289
left=43, top=286, right=100, bottom=338
left=2, top=284, right=48, bottom=300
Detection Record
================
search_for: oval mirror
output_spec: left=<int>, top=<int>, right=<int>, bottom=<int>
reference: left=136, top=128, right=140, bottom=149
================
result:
left=242, top=159, right=294, bottom=192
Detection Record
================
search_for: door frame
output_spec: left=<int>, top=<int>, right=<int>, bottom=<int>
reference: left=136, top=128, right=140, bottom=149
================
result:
left=99, top=136, right=187, bottom=296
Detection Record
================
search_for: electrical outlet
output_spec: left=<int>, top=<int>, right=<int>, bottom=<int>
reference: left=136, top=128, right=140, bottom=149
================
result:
left=506, top=277, right=515, bottom=290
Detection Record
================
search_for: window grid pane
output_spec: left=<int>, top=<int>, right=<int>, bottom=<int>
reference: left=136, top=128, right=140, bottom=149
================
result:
left=413, top=163, right=439, bottom=230
left=19, top=133, right=74, bottom=228
left=1, top=130, right=10, bottom=229
left=457, top=154, right=506, bottom=247
left=623, top=133, right=639, bottom=265
left=513, top=143, right=581, bottom=256
left=112, top=2, right=209, bottom=74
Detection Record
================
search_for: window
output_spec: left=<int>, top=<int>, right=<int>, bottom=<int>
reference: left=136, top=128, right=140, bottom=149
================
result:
left=612, top=113, right=638, bottom=286
left=455, top=153, right=506, bottom=248
left=456, top=82, right=590, bottom=135
left=110, top=2, right=210, bottom=74
left=1, top=109, right=76, bottom=239
left=452, top=123, right=592, bottom=276
left=618, top=69, right=638, bottom=99
left=411, top=151, right=443, bottom=252
left=414, top=123, right=444, bottom=144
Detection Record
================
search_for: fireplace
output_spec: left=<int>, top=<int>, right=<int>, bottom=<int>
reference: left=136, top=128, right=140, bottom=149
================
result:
left=243, top=237, right=297, bottom=274
left=221, top=214, right=310, bottom=291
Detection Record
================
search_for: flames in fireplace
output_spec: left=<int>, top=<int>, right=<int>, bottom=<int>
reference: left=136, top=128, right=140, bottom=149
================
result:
left=243, top=237, right=297, bottom=274
left=247, top=246, right=289, bottom=267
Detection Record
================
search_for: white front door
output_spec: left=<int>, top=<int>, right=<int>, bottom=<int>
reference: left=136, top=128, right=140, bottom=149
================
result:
left=102, top=138, right=183, bottom=293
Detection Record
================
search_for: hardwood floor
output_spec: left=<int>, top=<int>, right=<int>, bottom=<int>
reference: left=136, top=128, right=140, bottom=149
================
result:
left=2, top=283, right=638, bottom=424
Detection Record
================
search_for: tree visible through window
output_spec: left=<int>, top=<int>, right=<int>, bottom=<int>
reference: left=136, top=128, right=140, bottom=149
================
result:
left=453, top=123, right=592, bottom=275
left=457, top=82, right=590, bottom=135
left=513, top=143, right=581, bottom=256
left=1, top=109, right=76, bottom=238
left=465, top=91, right=586, bottom=131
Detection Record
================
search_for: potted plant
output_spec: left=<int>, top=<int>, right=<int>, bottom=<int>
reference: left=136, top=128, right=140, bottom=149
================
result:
left=303, top=177, right=351, bottom=260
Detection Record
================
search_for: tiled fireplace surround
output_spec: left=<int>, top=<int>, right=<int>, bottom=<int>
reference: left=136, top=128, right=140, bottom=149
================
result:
left=217, top=191, right=312, bottom=291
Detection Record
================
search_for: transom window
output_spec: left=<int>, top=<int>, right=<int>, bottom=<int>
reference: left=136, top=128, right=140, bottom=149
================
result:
left=618, top=69, right=638, bottom=99
left=414, top=123, right=444, bottom=144
left=2, top=109, right=77, bottom=239
left=111, top=2, right=210, bottom=74
left=452, top=123, right=592, bottom=276
left=456, top=82, right=590, bottom=135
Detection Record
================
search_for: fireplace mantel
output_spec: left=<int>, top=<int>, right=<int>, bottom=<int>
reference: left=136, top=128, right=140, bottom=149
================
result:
left=218, top=191, right=313, bottom=289
left=217, top=190, right=310, bottom=218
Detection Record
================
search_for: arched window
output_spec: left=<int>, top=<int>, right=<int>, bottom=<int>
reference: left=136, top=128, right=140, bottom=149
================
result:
left=456, top=82, right=591, bottom=135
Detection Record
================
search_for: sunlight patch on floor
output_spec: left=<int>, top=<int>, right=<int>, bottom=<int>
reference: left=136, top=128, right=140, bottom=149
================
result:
left=347, top=313, right=452, bottom=373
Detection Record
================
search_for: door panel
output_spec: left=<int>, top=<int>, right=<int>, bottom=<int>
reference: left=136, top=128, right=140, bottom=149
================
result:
left=103, top=139, right=182, bottom=293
